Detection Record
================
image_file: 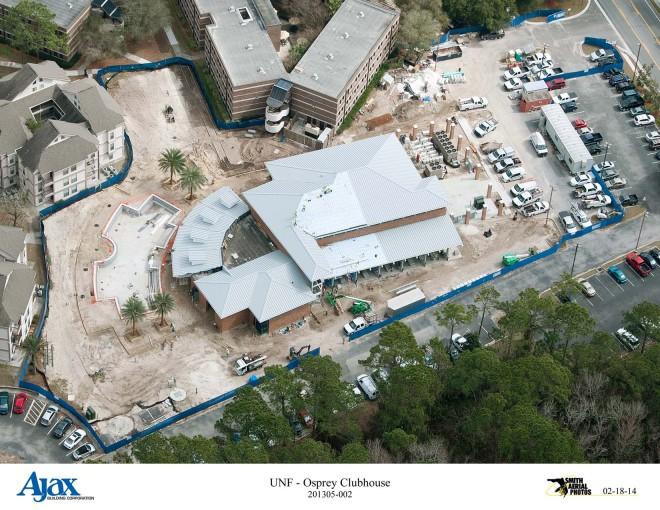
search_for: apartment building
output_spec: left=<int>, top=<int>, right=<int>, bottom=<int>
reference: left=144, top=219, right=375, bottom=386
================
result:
left=0, top=0, right=91, bottom=61
left=0, top=61, right=125, bottom=206
left=178, top=0, right=399, bottom=132
left=0, top=260, right=36, bottom=363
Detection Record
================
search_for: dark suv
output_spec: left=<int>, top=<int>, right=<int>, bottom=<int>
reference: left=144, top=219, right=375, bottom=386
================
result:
left=51, top=417, right=73, bottom=439
left=480, top=29, right=505, bottom=40
left=0, top=391, right=8, bottom=415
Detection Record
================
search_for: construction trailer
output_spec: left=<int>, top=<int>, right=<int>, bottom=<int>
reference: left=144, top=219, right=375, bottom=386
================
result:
left=538, top=104, right=593, bottom=175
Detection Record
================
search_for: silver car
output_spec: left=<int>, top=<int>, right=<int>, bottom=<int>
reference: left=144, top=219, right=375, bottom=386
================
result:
left=62, top=429, right=86, bottom=450
left=40, top=405, right=59, bottom=427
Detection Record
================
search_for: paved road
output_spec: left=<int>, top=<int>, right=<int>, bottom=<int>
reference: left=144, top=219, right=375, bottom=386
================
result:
left=596, top=0, right=660, bottom=82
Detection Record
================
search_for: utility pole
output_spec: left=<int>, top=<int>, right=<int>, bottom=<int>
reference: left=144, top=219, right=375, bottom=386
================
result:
left=632, top=43, right=642, bottom=84
left=570, top=243, right=580, bottom=276
left=602, top=142, right=610, bottom=163
left=545, top=186, right=554, bottom=226
left=635, top=212, right=648, bottom=250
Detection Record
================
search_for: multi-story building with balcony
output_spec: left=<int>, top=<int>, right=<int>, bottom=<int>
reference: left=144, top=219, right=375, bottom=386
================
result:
left=0, top=60, right=124, bottom=207
left=177, top=0, right=399, bottom=139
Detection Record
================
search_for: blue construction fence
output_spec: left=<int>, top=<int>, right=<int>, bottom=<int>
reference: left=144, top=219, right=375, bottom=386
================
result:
left=546, top=37, right=624, bottom=82
left=349, top=175, right=625, bottom=341
left=438, top=8, right=565, bottom=43
left=20, top=348, right=321, bottom=453
left=95, top=56, right=263, bottom=131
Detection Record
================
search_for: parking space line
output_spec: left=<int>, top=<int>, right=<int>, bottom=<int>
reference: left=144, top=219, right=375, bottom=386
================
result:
left=594, top=275, right=616, bottom=296
left=10, top=393, right=14, bottom=418
left=48, top=418, right=62, bottom=436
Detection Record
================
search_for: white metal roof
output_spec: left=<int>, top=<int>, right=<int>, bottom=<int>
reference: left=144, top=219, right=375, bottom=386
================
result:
left=171, top=187, right=249, bottom=277
left=523, top=80, right=548, bottom=93
left=243, top=134, right=462, bottom=281
left=541, top=104, right=592, bottom=163
left=194, top=251, right=316, bottom=322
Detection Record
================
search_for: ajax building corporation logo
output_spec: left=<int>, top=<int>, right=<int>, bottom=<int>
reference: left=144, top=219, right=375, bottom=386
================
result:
left=17, top=472, right=94, bottom=503
left=547, top=477, right=592, bottom=497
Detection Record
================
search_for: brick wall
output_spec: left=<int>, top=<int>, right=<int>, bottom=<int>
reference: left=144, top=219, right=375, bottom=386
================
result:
left=268, top=303, right=312, bottom=333
left=216, top=308, right=251, bottom=332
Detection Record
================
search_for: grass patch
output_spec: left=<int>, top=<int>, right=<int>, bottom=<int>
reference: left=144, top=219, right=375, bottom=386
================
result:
left=193, top=61, right=231, bottom=122
left=164, top=0, right=199, bottom=53
left=337, top=59, right=399, bottom=134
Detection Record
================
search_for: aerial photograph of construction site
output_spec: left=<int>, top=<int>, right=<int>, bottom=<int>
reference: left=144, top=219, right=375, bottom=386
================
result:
left=1, top=1, right=659, bottom=504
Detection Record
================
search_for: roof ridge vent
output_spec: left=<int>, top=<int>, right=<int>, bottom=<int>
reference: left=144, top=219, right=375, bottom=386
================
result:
left=358, top=11, right=365, bottom=18
left=312, top=73, right=318, bottom=80
left=343, top=32, right=350, bottom=39
left=246, top=43, right=254, bottom=50
left=257, top=66, right=266, bottom=74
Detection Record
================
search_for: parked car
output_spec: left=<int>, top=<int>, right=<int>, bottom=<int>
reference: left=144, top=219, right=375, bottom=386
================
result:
left=559, top=211, right=578, bottom=234
left=504, top=77, right=523, bottom=90
left=72, top=443, right=96, bottom=461
left=546, top=78, right=566, bottom=90
left=616, top=328, right=640, bottom=351
left=639, top=252, right=658, bottom=270
left=649, top=247, right=660, bottom=265
left=0, top=391, right=9, bottom=415
left=571, top=206, right=592, bottom=229
left=630, top=106, right=648, bottom=117
left=561, top=102, right=578, bottom=113
left=580, top=280, right=596, bottom=297
left=40, top=405, right=60, bottom=426
left=576, top=126, right=594, bottom=135
left=51, top=417, right=73, bottom=439
left=556, top=292, right=575, bottom=304
left=12, top=392, right=28, bottom=415
left=634, top=113, right=655, bottom=126
left=645, top=131, right=660, bottom=143
left=480, top=29, right=505, bottom=40
left=590, top=48, right=611, bottom=61
left=572, top=118, right=588, bottom=129
left=607, top=177, right=627, bottom=190
left=494, top=157, right=521, bottom=173
left=608, top=265, right=628, bottom=284
left=609, top=74, right=629, bottom=86
left=592, top=161, right=614, bottom=173
left=573, top=182, right=602, bottom=198
left=356, top=374, right=379, bottom=400
left=501, top=166, right=526, bottom=182
left=63, top=429, right=86, bottom=450
left=626, top=251, right=651, bottom=277
left=581, top=193, right=612, bottom=209
left=343, top=317, right=367, bottom=335
left=615, top=81, right=636, bottom=93
left=474, top=119, right=497, bottom=137
left=600, top=168, right=619, bottom=181
left=620, top=194, right=639, bottom=207
left=569, top=173, right=593, bottom=187
left=603, top=69, right=623, bottom=79
left=451, top=333, right=468, bottom=351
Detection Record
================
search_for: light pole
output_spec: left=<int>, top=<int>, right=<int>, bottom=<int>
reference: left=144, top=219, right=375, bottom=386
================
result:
left=635, top=211, right=648, bottom=250
left=632, top=43, right=642, bottom=84
left=570, top=243, right=580, bottom=276
left=545, top=186, right=554, bottom=226
left=602, top=142, right=610, bottom=164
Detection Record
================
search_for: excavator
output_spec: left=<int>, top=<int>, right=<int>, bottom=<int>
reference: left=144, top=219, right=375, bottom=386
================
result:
left=288, top=344, right=311, bottom=361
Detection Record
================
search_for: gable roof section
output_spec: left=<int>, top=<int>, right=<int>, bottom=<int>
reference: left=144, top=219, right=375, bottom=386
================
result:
left=18, top=120, right=97, bottom=174
left=0, top=61, right=69, bottom=101
left=195, top=251, right=316, bottom=322
left=243, top=134, right=460, bottom=280
left=289, top=0, right=398, bottom=99
left=0, top=226, right=27, bottom=262
left=61, top=78, right=124, bottom=133
left=171, top=187, right=249, bottom=277
left=0, top=262, right=35, bottom=327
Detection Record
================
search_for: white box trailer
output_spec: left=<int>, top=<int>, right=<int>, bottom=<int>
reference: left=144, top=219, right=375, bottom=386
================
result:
left=538, top=104, right=593, bottom=175
left=386, top=288, right=426, bottom=317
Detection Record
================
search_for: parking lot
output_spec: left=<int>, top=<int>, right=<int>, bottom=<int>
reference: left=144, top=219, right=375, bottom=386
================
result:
left=0, top=390, right=96, bottom=463
left=572, top=247, right=660, bottom=345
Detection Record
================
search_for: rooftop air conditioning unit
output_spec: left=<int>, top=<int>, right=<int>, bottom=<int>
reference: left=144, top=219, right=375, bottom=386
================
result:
left=229, top=6, right=235, bottom=11
left=343, top=32, right=350, bottom=39
left=312, top=73, right=319, bottom=80
left=358, top=11, right=365, bottom=18
left=246, top=44, right=253, bottom=50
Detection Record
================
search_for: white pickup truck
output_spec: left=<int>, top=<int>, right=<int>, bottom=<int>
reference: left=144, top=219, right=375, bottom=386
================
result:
left=521, top=200, right=550, bottom=217
left=573, top=182, right=602, bottom=198
left=487, top=146, right=516, bottom=163
left=512, top=188, right=542, bottom=208
left=458, top=96, right=488, bottom=111
left=553, top=92, right=578, bottom=105
left=581, top=193, right=612, bottom=209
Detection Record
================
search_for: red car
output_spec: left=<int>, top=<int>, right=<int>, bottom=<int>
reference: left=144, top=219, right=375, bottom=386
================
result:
left=626, top=252, right=651, bottom=277
left=572, top=118, right=587, bottom=130
left=13, top=392, right=28, bottom=414
left=547, top=78, right=566, bottom=91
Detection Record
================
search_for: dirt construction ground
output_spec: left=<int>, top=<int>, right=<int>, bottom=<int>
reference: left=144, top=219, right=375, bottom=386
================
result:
left=43, top=43, right=568, bottom=442
left=42, top=67, right=305, bottom=441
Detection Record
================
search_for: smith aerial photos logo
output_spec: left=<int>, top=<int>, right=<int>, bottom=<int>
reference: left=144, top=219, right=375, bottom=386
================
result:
left=17, top=472, right=94, bottom=503
left=547, top=477, right=592, bottom=497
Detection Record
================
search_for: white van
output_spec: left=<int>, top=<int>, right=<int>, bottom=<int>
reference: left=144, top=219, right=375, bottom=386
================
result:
left=510, top=179, right=538, bottom=197
left=356, top=374, right=379, bottom=400
left=529, top=132, right=548, bottom=156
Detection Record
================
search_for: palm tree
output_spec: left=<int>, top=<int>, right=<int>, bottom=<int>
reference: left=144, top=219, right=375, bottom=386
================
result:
left=122, top=296, right=147, bottom=336
left=21, top=334, right=41, bottom=374
left=152, top=292, right=175, bottom=326
left=158, top=148, right=186, bottom=184
left=179, top=164, right=207, bottom=200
